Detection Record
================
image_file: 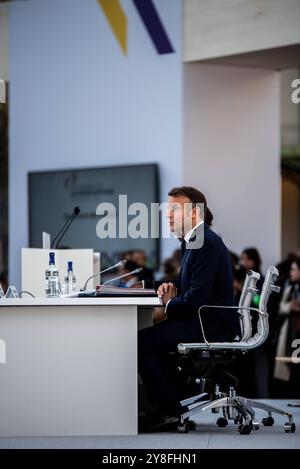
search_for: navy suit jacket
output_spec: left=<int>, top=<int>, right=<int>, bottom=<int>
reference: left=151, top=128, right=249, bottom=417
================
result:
left=166, top=223, right=240, bottom=341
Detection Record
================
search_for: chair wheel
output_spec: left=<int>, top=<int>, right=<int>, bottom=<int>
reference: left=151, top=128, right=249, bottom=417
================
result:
left=250, top=420, right=260, bottom=431
left=178, top=421, right=189, bottom=433
left=284, top=422, right=296, bottom=433
left=238, top=423, right=252, bottom=435
left=262, top=416, right=274, bottom=426
left=188, top=420, right=197, bottom=431
left=216, top=417, right=228, bottom=427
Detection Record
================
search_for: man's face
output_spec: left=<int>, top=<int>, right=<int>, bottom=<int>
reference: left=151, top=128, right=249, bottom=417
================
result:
left=167, top=195, right=194, bottom=237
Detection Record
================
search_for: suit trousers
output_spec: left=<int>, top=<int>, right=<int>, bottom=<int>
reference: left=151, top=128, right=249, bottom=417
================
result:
left=138, top=315, right=203, bottom=415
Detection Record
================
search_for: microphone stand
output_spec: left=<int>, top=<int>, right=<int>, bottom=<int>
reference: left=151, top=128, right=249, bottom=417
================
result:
left=81, top=260, right=127, bottom=291
left=55, top=213, right=76, bottom=249
left=51, top=207, right=80, bottom=249
left=102, top=268, right=143, bottom=286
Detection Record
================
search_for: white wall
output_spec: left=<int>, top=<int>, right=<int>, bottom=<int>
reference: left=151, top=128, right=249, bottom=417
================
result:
left=9, top=0, right=182, bottom=288
left=184, top=0, right=300, bottom=62
left=183, top=63, right=281, bottom=272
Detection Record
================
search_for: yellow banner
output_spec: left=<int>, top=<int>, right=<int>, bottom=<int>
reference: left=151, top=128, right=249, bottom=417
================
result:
left=98, top=0, right=127, bottom=54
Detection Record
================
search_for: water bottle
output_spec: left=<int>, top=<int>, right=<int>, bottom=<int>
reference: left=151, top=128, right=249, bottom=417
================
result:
left=62, top=261, right=76, bottom=295
left=45, top=252, right=61, bottom=297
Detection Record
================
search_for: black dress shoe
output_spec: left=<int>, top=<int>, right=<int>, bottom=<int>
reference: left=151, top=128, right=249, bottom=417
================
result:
left=138, top=414, right=179, bottom=433
left=138, top=403, right=190, bottom=433
left=147, top=404, right=191, bottom=432
left=148, top=415, right=179, bottom=432
left=138, top=409, right=163, bottom=432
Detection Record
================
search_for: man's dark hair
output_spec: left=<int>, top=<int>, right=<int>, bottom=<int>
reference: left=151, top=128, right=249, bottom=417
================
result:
left=168, top=186, right=213, bottom=226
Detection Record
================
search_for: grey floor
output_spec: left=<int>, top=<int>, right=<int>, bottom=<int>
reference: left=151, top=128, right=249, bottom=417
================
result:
left=0, top=400, right=299, bottom=449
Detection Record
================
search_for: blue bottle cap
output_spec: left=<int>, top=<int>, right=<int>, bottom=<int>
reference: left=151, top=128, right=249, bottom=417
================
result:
left=68, top=261, right=73, bottom=272
left=49, top=252, right=55, bottom=265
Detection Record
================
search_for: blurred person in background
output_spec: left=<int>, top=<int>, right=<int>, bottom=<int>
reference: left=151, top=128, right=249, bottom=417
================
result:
left=228, top=250, right=245, bottom=303
left=274, top=257, right=300, bottom=397
left=239, top=247, right=271, bottom=397
left=269, top=253, right=299, bottom=396
left=232, top=265, right=246, bottom=304
left=117, top=260, right=141, bottom=287
left=0, top=270, right=8, bottom=294
left=160, top=254, right=180, bottom=283
left=131, top=249, right=154, bottom=283
left=121, top=250, right=134, bottom=262
left=277, top=253, right=298, bottom=285
left=229, top=250, right=240, bottom=271
left=240, top=247, right=263, bottom=283
left=172, top=248, right=182, bottom=267
left=153, top=252, right=181, bottom=324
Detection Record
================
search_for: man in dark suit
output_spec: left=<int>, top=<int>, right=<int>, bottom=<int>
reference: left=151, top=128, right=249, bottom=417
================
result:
left=138, top=186, right=240, bottom=426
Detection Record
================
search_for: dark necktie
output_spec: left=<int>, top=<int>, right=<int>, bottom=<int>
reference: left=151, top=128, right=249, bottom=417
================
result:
left=181, top=238, right=186, bottom=261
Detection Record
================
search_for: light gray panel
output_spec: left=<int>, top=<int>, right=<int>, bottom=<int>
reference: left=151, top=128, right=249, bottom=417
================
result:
left=0, top=305, right=137, bottom=436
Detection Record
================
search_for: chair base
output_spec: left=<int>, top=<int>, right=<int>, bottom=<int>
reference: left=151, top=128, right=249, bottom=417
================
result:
left=178, top=386, right=296, bottom=435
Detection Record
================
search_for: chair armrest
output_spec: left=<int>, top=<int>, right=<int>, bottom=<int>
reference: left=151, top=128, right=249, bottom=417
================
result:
left=197, top=304, right=266, bottom=348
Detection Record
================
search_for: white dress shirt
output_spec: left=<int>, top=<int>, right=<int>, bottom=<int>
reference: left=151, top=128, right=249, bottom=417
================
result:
left=164, top=220, right=204, bottom=314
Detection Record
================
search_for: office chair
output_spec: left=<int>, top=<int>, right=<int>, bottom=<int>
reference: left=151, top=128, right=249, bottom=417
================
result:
left=170, top=269, right=259, bottom=406
left=175, top=266, right=296, bottom=435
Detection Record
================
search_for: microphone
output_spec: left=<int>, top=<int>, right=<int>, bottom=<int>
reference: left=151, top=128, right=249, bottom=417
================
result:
left=102, top=267, right=143, bottom=286
left=81, top=260, right=127, bottom=291
left=51, top=206, right=80, bottom=249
